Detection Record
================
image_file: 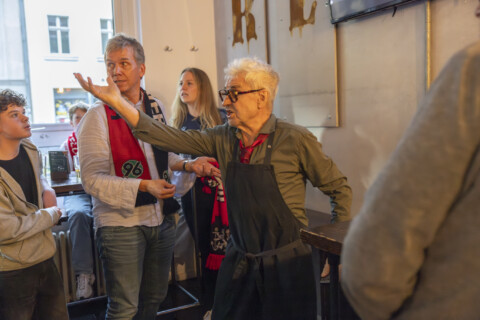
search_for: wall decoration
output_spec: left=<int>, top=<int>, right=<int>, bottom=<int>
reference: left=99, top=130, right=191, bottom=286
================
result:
left=215, top=0, right=268, bottom=62
left=232, top=0, right=258, bottom=47
left=215, top=0, right=338, bottom=127
left=289, top=0, right=317, bottom=36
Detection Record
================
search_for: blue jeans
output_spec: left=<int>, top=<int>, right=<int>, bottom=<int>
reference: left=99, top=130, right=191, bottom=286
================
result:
left=0, top=258, right=69, bottom=320
left=96, top=215, right=176, bottom=320
left=64, top=193, right=94, bottom=275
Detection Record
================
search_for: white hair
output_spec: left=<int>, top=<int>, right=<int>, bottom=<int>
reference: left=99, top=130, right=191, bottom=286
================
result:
left=224, top=57, right=280, bottom=104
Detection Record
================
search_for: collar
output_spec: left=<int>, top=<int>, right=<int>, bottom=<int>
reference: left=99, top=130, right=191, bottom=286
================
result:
left=234, top=114, right=277, bottom=140
left=123, top=89, right=144, bottom=110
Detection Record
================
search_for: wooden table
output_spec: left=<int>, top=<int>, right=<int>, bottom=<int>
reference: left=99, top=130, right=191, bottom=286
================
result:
left=301, top=221, right=359, bottom=320
left=48, top=174, right=84, bottom=197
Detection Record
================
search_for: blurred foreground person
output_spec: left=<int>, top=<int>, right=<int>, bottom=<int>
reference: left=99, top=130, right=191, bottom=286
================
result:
left=342, top=3, right=480, bottom=319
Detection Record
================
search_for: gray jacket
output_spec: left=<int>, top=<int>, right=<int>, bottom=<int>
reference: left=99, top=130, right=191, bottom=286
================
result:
left=0, top=139, right=58, bottom=271
left=341, top=42, right=480, bottom=319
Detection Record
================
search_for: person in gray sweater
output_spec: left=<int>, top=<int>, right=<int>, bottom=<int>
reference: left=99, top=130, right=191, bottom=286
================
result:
left=0, top=89, right=68, bottom=320
left=341, top=4, right=480, bottom=319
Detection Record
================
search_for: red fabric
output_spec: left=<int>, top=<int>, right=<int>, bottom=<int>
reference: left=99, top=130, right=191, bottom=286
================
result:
left=67, top=132, right=78, bottom=157
left=205, top=253, right=225, bottom=271
left=239, top=134, right=269, bottom=164
left=104, top=105, right=152, bottom=179
left=202, top=161, right=229, bottom=271
left=210, top=179, right=228, bottom=226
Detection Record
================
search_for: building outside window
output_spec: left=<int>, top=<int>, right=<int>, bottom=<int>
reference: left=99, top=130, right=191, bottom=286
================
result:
left=0, top=0, right=31, bottom=119
left=54, top=88, right=94, bottom=123
left=100, top=18, right=113, bottom=54
left=0, top=0, right=113, bottom=125
left=48, top=15, right=70, bottom=54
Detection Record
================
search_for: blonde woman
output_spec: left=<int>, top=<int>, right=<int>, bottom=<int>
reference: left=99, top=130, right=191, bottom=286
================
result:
left=171, top=68, right=227, bottom=314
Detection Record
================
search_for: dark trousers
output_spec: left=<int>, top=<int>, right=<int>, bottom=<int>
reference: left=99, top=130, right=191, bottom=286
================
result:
left=0, top=258, right=68, bottom=320
left=181, top=179, right=218, bottom=309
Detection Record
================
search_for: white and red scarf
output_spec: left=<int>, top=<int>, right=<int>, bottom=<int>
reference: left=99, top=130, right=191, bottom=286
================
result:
left=202, top=162, right=230, bottom=271
left=67, top=132, right=78, bottom=157
left=104, top=89, right=179, bottom=213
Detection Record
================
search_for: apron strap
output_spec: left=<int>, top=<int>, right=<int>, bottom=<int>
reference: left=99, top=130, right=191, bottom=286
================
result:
left=232, top=238, right=303, bottom=260
left=232, top=138, right=240, bottom=163
left=230, top=237, right=303, bottom=302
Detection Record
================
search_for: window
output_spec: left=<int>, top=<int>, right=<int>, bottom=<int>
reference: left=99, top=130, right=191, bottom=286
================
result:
left=48, top=15, right=70, bottom=54
left=100, top=19, right=113, bottom=54
left=0, top=0, right=31, bottom=119
left=0, top=0, right=113, bottom=124
left=53, top=88, right=94, bottom=123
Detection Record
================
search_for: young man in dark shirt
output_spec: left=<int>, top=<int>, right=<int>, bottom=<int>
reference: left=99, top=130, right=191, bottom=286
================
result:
left=0, top=89, right=68, bottom=320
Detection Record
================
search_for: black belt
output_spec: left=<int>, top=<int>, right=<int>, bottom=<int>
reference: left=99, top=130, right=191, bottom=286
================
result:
left=230, top=238, right=303, bottom=301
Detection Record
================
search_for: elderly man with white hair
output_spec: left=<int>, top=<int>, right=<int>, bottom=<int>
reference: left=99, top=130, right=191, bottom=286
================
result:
left=75, top=57, right=352, bottom=320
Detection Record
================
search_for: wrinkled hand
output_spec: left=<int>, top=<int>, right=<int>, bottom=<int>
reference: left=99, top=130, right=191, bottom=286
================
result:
left=42, top=187, right=57, bottom=208
left=189, top=157, right=221, bottom=178
left=140, top=179, right=176, bottom=199
left=73, top=73, right=122, bottom=107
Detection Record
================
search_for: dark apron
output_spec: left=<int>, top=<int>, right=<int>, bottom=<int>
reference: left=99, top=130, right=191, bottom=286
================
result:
left=212, top=131, right=316, bottom=320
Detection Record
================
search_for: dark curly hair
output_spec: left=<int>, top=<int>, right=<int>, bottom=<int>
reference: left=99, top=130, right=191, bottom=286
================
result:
left=0, top=89, right=27, bottom=113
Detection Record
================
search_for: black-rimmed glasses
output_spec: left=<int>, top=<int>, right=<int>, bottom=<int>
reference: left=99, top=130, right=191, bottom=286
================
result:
left=218, top=88, right=264, bottom=103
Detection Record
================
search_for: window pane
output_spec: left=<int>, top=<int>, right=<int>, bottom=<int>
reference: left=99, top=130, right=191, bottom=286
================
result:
left=54, top=88, right=88, bottom=123
left=101, top=33, right=108, bottom=53
left=47, top=15, right=56, bottom=27
left=61, top=31, right=70, bottom=53
left=3, top=0, right=113, bottom=124
left=59, top=16, right=68, bottom=27
left=49, top=30, right=58, bottom=53
left=100, top=19, right=107, bottom=29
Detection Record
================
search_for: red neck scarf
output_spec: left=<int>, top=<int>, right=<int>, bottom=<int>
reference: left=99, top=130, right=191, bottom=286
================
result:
left=239, top=134, right=269, bottom=164
left=104, top=90, right=180, bottom=212
left=105, top=104, right=152, bottom=180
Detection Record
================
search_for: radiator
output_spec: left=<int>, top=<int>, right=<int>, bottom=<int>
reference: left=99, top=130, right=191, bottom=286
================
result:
left=52, top=230, right=106, bottom=302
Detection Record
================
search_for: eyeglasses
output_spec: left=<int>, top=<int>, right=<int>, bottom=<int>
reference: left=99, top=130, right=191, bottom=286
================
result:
left=218, top=88, right=264, bottom=103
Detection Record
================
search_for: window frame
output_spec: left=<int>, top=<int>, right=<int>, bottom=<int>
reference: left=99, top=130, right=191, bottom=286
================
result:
left=100, top=18, right=113, bottom=54
left=47, top=15, right=70, bottom=54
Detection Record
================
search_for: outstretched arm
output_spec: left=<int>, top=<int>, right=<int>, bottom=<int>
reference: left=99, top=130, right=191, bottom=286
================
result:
left=73, top=73, right=140, bottom=127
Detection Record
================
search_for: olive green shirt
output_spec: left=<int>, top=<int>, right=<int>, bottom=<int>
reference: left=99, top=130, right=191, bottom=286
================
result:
left=133, top=112, right=352, bottom=225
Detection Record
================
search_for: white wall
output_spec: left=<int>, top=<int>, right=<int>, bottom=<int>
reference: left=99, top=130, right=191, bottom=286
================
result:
left=114, top=0, right=219, bottom=120
left=306, top=0, right=480, bottom=216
